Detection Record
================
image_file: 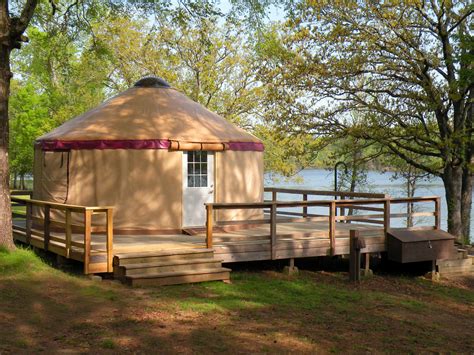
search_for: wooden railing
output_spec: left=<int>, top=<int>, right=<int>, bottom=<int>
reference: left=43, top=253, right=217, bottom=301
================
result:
left=264, top=187, right=389, bottom=218
left=11, top=194, right=114, bottom=274
left=206, top=194, right=441, bottom=258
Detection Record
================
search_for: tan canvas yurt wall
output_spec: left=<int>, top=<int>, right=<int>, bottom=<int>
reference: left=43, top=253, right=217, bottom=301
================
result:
left=33, top=77, right=264, bottom=233
left=215, top=150, right=264, bottom=222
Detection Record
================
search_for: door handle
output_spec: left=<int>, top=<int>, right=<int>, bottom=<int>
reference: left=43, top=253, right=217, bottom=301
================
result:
left=209, top=190, right=214, bottom=194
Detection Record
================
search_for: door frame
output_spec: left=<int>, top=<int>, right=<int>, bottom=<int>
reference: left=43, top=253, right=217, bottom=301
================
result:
left=182, top=151, right=215, bottom=227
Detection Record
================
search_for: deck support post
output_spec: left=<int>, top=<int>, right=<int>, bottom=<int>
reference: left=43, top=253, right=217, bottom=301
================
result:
left=284, top=258, right=299, bottom=275
left=270, top=203, right=277, bottom=260
left=362, top=253, right=373, bottom=277
left=206, top=205, right=213, bottom=249
left=349, top=230, right=366, bottom=282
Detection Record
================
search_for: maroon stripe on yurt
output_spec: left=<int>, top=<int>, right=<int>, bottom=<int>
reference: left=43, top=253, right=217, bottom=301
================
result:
left=38, top=140, right=264, bottom=151
left=39, top=139, right=171, bottom=151
left=227, top=142, right=265, bottom=151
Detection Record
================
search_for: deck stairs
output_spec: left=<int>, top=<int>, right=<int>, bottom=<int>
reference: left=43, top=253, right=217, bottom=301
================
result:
left=113, top=248, right=231, bottom=287
left=437, top=248, right=474, bottom=277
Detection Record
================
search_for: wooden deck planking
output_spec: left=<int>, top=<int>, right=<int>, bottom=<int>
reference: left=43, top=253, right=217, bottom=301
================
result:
left=13, top=219, right=386, bottom=268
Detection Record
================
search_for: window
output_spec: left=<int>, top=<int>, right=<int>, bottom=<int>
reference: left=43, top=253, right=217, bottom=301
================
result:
left=187, top=151, right=208, bottom=187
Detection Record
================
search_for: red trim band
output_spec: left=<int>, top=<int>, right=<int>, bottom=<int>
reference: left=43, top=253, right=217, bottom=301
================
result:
left=38, top=139, right=264, bottom=151
left=227, top=142, right=264, bottom=151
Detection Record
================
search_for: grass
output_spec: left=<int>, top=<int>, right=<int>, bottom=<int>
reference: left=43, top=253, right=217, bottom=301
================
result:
left=0, top=246, right=49, bottom=275
left=0, top=247, right=473, bottom=353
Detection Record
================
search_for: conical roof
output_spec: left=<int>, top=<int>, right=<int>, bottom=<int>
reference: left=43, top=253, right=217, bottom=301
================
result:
left=37, top=77, right=263, bottom=151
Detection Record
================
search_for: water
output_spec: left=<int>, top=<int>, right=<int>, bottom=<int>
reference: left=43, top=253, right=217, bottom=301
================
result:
left=265, top=169, right=473, bottom=242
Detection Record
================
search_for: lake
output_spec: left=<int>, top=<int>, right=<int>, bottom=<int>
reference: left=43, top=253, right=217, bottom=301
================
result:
left=265, top=168, right=473, bottom=242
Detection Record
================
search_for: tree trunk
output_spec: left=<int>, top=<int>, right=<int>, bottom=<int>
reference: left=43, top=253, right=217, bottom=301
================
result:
left=0, top=44, right=14, bottom=249
left=461, top=167, right=473, bottom=244
left=442, top=165, right=464, bottom=243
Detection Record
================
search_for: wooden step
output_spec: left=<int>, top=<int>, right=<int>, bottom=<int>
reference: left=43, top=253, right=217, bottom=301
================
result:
left=119, top=258, right=224, bottom=276
left=437, top=258, right=473, bottom=268
left=113, top=248, right=215, bottom=266
left=437, top=256, right=474, bottom=276
left=438, top=266, right=474, bottom=276
left=125, top=267, right=231, bottom=287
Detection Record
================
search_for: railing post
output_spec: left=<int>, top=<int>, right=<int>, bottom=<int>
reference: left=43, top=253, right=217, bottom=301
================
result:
left=270, top=202, right=277, bottom=260
left=272, top=190, right=277, bottom=202
left=340, top=195, right=346, bottom=221
left=65, top=209, right=72, bottom=258
left=206, top=205, right=213, bottom=249
left=26, top=202, right=32, bottom=244
left=329, top=201, right=336, bottom=255
left=44, top=205, right=51, bottom=251
left=384, top=199, right=391, bottom=235
left=303, top=194, right=308, bottom=218
left=83, top=209, right=92, bottom=274
left=106, top=208, right=114, bottom=272
left=434, top=197, right=441, bottom=230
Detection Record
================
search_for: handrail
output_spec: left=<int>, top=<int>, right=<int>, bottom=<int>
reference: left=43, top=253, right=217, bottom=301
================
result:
left=205, top=195, right=441, bottom=258
left=11, top=196, right=113, bottom=212
left=265, top=187, right=389, bottom=199
left=11, top=189, right=33, bottom=197
left=207, top=196, right=439, bottom=209
left=11, top=196, right=114, bottom=274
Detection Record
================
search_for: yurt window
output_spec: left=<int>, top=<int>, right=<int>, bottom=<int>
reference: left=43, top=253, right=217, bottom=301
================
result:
left=187, top=151, right=208, bottom=187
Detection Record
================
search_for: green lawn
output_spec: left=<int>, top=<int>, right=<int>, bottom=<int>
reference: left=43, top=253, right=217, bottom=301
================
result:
left=0, top=247, right=473, bottom=353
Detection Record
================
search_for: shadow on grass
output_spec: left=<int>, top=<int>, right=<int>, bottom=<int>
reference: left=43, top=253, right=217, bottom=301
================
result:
left=0, top=247, right=473, bottom=353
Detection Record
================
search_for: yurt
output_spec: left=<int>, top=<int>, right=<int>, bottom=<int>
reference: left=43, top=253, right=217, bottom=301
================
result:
left=33, top=77, right=264, bottom=234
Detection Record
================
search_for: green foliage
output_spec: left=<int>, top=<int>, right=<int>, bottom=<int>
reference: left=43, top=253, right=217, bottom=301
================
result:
left=254, top=123, right=324, bottom=179
left=9, top=82, right=53, bottom=177
left=257, top=1, right=473, bottom=176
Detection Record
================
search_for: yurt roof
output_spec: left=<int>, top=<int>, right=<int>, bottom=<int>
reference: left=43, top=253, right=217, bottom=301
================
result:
left=37, top=77, right=263, bottom=152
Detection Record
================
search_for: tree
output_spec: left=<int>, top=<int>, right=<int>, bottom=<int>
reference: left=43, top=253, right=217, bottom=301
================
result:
left=254, top=123, right=322, bottom=181
left=9, top=81, right=53, bottom=188
left=387, top=155, right=433, bottom=228
left=94, top=15, right=264, bottom=128
left=258, top=1, right=473, bottom=243
left=0, top=0, right=39, bottom=249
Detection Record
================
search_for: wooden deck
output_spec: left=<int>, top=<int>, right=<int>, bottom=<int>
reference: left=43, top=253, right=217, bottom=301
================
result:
left=11, top=188, right=442, bottom=275
left=13, top=218, right=386, bottom=265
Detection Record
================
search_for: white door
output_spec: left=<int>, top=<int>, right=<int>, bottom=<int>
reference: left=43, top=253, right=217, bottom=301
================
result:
left=183, top=151, right=215, bottom=227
